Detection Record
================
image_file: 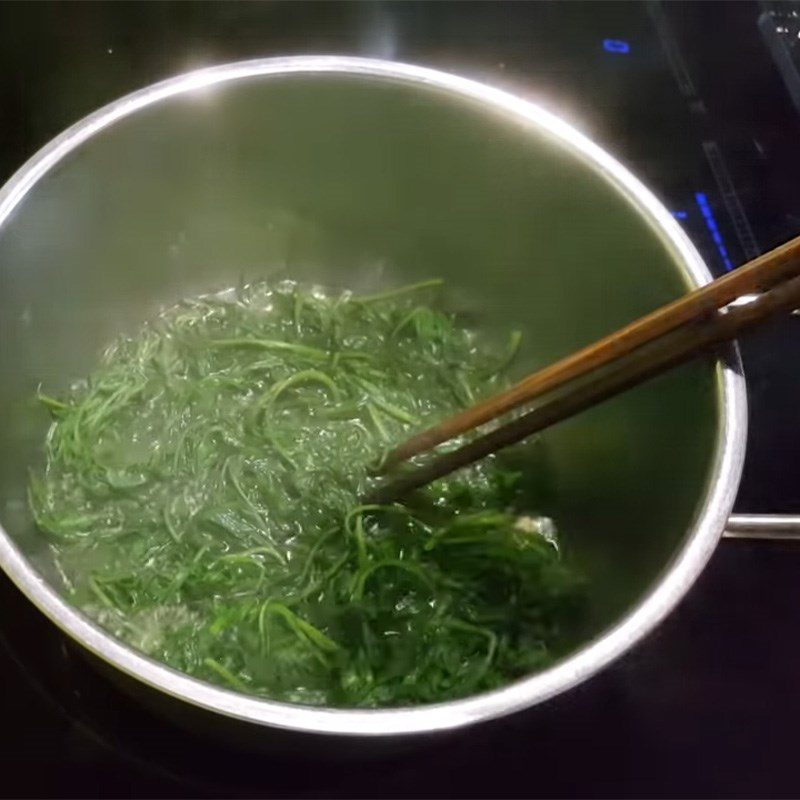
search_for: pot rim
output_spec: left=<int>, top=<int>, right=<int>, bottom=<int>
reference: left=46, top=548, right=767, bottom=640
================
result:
left=0, top=55, right=747, bottom=737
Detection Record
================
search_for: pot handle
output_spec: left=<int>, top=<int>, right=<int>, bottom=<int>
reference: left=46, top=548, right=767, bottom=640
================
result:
left=724, top=514, right=800, bottom=540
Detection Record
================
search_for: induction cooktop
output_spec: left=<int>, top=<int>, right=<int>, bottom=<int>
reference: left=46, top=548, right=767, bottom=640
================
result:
left=0, top=2, right=798, bottom=797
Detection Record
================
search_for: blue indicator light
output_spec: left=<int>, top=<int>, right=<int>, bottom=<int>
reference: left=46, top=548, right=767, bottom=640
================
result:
left=672, top=210, right=688, bottom=219
left=694, top=192, right=733, bottom=270
left=603, top=39, right=630, bottom=54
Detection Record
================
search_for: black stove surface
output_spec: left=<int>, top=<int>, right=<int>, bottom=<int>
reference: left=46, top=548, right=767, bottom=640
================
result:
left=1, top=2, right=799, bottom=796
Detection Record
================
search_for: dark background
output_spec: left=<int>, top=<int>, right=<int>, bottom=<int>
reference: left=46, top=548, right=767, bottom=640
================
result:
left=1, top=2, right=799, bottom=796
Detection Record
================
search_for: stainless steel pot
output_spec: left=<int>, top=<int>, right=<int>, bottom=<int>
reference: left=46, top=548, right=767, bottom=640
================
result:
left=0, top=56, right=758, bottom=741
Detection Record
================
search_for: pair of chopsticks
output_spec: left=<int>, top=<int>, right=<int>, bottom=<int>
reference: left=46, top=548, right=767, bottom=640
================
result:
left=367, top=234, right=800, bottom=504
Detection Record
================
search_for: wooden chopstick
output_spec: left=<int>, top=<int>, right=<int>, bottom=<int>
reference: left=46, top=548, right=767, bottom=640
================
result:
left=382, top=234, right=800, bottom=470
left=366, top=249, right=800, bottom=505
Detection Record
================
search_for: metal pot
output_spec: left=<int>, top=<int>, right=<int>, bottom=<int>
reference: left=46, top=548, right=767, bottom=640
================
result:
left=0, top=56, right=752, bottom=742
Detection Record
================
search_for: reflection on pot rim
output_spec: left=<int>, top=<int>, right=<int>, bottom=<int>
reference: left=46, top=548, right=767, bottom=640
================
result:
left=0, top=56, right=747, bottom=737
